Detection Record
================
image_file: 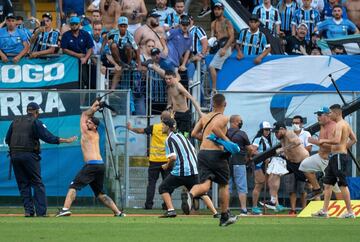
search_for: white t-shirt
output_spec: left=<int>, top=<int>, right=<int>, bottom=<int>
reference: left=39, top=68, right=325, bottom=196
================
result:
left=297, top=129, right=311, bottom=148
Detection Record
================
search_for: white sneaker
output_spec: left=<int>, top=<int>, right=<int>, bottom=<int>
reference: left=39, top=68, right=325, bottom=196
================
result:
left=338, top=212, right=356, bottom=219
left=311, top=209, right=329, bottom=218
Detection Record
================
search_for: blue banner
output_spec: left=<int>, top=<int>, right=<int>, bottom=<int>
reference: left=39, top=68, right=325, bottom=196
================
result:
left=0, top=54, right=79, bottom=89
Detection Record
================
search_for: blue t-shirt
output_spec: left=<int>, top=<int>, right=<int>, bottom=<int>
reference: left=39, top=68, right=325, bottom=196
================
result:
left=166, top=28, right=192, bottom=66
left=317, top=18, right=357, bottom=39
left=61, top=29, right=94, bottom=54
left=0, top=27, right=28, bottom=54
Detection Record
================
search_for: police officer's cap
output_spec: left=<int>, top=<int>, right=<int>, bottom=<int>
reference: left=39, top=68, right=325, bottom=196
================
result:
left=27, top=102, right=40, bottom=111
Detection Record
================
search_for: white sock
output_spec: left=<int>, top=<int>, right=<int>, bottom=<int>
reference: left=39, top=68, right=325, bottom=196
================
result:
left=270, top=196, right=277, bottom=203
left=168, top=208, right=175, bottom=211
left=62, top=208, right=69, bottom=210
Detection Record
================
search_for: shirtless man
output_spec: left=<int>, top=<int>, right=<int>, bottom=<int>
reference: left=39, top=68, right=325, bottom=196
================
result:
left=56, top=100, right=125, bottom=217
left=208, top=2, right=234, bottom=93
left=100, top=0, right=121, bottom=31
left=120, top=0, right=147, bottom=35
left=268, top=122, right=309, bottom=210
left=312, top=104, right=357, bottom=218
left=185, top=94, right=238, bottom=227
left=134, top=10, right=166, bottom=54
left=165, top=70, right=202, bottom=136
left=300, top=107, right=341, bottom=200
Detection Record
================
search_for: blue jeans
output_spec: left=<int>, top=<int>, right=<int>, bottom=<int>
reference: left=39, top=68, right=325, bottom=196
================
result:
left=229, top=165, right=248, bottom=194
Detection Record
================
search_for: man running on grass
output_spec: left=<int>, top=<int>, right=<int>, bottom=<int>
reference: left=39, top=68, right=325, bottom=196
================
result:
left=312, top=104, right=357, bottom=218
left=56, top=100, right=125, bottom=217
left=185, top=93, right=237, bottom=226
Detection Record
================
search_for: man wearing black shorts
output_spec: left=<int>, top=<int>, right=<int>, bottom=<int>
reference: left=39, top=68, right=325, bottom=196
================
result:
left=56, top=100, right=125, bottom=217
left=158, top=118, right=217, bottom=218
left=312, top=104, right=357, bottom=218
left=185, top=94, right=237, bottom=226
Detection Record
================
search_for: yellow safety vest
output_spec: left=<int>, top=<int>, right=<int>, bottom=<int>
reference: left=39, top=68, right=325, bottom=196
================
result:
left=149, top=123, right=167, bottom=162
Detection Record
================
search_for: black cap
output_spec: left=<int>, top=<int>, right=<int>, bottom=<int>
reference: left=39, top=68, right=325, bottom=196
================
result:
left=148, top=9, right=161, bottom=18
left=42, top=12, right=52, bottom=20
left=6, top=13, right=16, bottom=20
left=213, top=2, right=224, bottom=9
left=272, top=122, right=286, bottom=132
left=249, top=14, right=259, bottom=22
left=151, top=47, right=161, bottom=55
left=90, top=116, right=100, bottom=126
left=162, top=118, right=176, bottom=129
left=27, top=102, right=40, bottom=111
left=180, top=14, right=190, bottom=25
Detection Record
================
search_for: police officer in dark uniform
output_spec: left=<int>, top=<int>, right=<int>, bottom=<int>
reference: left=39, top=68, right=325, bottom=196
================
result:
left=5, top=102, right=77, bottom=217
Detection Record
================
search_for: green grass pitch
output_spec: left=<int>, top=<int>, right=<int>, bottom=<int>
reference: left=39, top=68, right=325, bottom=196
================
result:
left=0, top=208, right=359, bottom=242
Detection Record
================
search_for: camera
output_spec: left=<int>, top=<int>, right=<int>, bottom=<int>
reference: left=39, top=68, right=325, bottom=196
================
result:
left=40, top=20, right=45, bottom=27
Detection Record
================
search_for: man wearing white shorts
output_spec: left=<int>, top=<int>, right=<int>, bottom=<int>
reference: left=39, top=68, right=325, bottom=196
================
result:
left=300, top=107, right=341, bottom=200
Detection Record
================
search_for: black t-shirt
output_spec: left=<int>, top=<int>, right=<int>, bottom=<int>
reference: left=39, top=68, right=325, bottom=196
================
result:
left=0, top=0, right=13, bottom=22
left=226, top=127, right=250, bottom=165
left=285, top=35, right=310, bottom=55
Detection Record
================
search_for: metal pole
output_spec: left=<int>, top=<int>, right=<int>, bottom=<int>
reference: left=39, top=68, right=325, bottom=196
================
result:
left=125, top=90, right=131, bottom=208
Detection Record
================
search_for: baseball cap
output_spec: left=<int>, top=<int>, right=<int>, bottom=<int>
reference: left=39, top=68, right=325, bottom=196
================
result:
left=297, top=22, right=308, bottom=29
left=148, top=9, right=161, bottom=18
left=69, top=16, right=80, bottom=24
left=151, top=48, right=161, bottom=56
left=314, top=106, right=330, bottom=115
left=162, top=118, right=176, bottom=129
left=27, top=102, right=40, bottom=110
left=118, top=16, right=128, bottom=25
left=260, top=121, right=271, bottom=130
left=249, top=14, right=259, bottom=22
left=42, top=12, right=52, bottom=20
left=272, top=122, right=287, bottom=132
left=6, top=13, right=16, bottom=20
left=180, top=15, right=190, bottom=26
left=213, top=2, right=224, bottom=9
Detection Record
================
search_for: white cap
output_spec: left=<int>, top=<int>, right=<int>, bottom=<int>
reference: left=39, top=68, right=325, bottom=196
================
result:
left=260, top=121, right=271, bottom=129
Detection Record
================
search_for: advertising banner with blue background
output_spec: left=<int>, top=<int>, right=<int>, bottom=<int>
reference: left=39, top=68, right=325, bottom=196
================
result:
left=0, top=54, right=79, bottom=89
left=0, top=55, right=97, bottom=197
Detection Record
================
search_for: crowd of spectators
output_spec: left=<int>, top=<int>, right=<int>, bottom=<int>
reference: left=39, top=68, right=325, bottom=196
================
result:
left=0, top=0, right=360, bottom=101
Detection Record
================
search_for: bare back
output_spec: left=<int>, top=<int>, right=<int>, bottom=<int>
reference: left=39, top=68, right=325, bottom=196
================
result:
left=332, top=119, right=352, bottom=154
left=199, top=112, right=228, bottom=151
left=282, top=130, right=309, bottom=163
left=318, top=121, right=336, bottom=159
left=80, top=114, right=102, bottom=162
left=100, top=0, right=121, bottom=31
left=167, top=82, right=188, bottom=113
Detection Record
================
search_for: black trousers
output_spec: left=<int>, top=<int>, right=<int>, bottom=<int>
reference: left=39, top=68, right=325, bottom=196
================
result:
left=145, top=161, right=169, bottom=208
left=11, top=152, right=47, bottom=216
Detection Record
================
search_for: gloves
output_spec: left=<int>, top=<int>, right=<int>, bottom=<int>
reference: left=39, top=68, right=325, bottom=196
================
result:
left=207, top=134, right=240, bottom=154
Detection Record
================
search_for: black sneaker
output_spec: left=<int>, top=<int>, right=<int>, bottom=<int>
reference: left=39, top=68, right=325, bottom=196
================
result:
left=213, top=213, right=220, bottom=218
left=159, top=210, right=177, bottom=218
left=181, top=192, right=193, bottom=215
left=114, top=211, right=126, bottom=217
left=197, top=7, right=211, bottom=18
left=307, top=189, right=323, bottom=201
left=219, top=214, right=238, bottom=227
left=55, top=209, right=72, bottom=217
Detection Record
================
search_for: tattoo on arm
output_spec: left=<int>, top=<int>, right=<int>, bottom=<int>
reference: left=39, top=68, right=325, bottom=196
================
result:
left=99, top=194, right=115, bottom=208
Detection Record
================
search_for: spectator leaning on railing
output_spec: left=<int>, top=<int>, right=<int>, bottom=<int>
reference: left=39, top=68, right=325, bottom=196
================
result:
left=61, top=16, right=94, bottom=64
left=0, top=13, right=29, bottom=63
left=29, top=13, right=60, bottom=58
left=317, top=5, right=359, bottom=39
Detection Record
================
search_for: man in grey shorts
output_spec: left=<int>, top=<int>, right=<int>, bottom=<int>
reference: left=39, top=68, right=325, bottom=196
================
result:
left=300, top=107, right=341, bottom=200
